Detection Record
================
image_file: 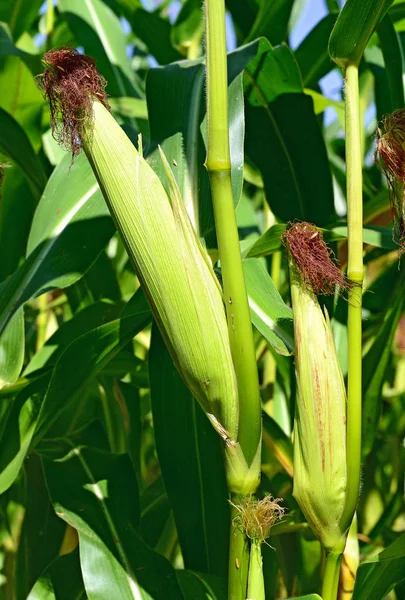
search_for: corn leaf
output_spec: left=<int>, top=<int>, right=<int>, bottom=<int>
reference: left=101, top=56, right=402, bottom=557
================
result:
left=43, top=422, right=184, bottom=600
left=27, top=549, right=86, bottom=600
left=0, top=153, right=114, bottom=337
left=0, top=290, right=150, bottom=494
left=243, top=258, right=294, bottom=356
left=149, top=325, right=230, bottom=579
left=329, top=0, right=395, bottom=68
left=58, top=0, right=143, bottom=97
left=244, top=40, right=335, bottom=227
left=352, top=533, right=405, bottom=600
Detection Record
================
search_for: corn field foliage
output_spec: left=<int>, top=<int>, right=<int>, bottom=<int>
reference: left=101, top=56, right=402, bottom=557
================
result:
left=0, top=0, right=404, bottom=599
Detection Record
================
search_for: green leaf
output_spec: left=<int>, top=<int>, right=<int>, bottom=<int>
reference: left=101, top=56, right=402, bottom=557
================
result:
left=0, top=290, right=150, bottom=494
left=27, top=549, right=86, bottom=600
left=0, top=107, right=46, bottom=198
left=376, top=14, right=405, bottom=111
left=34, top=290, right=150, bottom=444
left=146, top=40, right=256, bottom=240
left=109, top=97, right=148, bottom=120
left=0, top=0, right=43, bottom=41
left=176, top=570, right=227, bottom=600
left=352, top=533, right=405, bottom=600
left=287, top=595, right=323, bottom=599
left=0, top=166, right=36, bottom=280
left=58, top=0, right=143, bottom=97
left=131, top=7, right=182, bottom=64
left=171, top=0, right=204, bottom=55
left=15, top=454, right=66, bottom=600
left=295, top=14, right=339, bottom=87
left=225, top=0, right=257, bottom=41
left=262, top=412, right=293, bottom=477
left=246, top=224, right=287, bottom=258
left=243, top=258, right=294, bottom=356
left=0, top=373, right=50, bottom=496
left=0, top=23, right=42, bottom=74
left=0, top=153, right=115, bottom=337
left=244, top=40, right=335, bottom=227
left=140, top=476, right=171, bottom=549
left=43, top=424, right=184, bottom=600
left=246, top=224, right=397, bottom=259
left=329, top=0, right=395, bottom=68
left=0, top=56, right=44, bottom=152
left=305, top=89, right=344, bottom=119
left=246, top=0, right=294, bottom=45
left=362, top=274, right=405, bottom=456
left=0, top=308, right=24, bottom=387
left=24, top=301, right=123, bottom=375
left=149, top=324, right=230, bottom=579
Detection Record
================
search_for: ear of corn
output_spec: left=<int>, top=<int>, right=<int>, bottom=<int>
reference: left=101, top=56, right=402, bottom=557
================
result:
left=289, top=260, right=347, bottom=552
left=84, top=100, right=239, bottom=444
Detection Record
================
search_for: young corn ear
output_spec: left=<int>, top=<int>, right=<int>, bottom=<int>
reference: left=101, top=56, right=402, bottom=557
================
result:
left=283, top=223, right=348, bottom=552
left=38, top=48, right=239, bottom=451
left=375, top=109, right=405, bottom=255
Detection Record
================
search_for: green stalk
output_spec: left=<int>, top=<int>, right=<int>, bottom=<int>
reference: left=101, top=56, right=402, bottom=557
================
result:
left=247, top=540, right=265, bottom=600
left=340, top=64, right=363, bottom=533
left=46, top=0, right=54, bottom=37
left=322, top=551, right=343, bottom=600
left=229, top=502, right=249, bottom=600
left=204, top=0, right=261, bottom=472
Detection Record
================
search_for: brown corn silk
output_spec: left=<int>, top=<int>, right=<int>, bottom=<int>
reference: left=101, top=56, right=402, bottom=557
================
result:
left=281, top=222, right=353, bottom=295
left=38, top=48, right=110, bottom=159
left=375, top=109, right=405, bottom=255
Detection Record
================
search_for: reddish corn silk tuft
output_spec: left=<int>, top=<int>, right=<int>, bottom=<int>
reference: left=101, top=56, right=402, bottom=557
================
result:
left=37, top=47, right=110, bottom=160
left=281, top=222, right=353, bottom=296
left=375, top=109, right=405, bottom=255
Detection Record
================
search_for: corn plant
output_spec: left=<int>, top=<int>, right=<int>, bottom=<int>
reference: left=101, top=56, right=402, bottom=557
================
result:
left=0, top=0, right=404, bottom=599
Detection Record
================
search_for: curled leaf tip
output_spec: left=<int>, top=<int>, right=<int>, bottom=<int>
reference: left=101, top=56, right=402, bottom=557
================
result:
left=37, top=47, right=110, bottom=160
left=375, top=109, right=405, bottom=255
left=282, top=222, right=353, bottom=295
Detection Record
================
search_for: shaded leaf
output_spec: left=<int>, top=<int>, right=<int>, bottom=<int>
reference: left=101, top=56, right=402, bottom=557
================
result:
left=176, top=570, right=227, bottom=600
left=362, top=273, right=405, bottom=456
left=0, top=0, right=43, bottom=41
left=246, top=0, right=294, bottom=45
left=132, top=7, right=182, bottom=65
left=262, top=412, right=293, bottom=478
left=0, top=153, right=114, bottom=337
left=0, top=290, right=150, bottom=494
left=27, top=549, right=86, bottom=600
left=0, top=107, right=46, bottom=198
left=58, top=0, right=143, bottom=97
left=15, top=454, right=66, bottom=600
left=146, top=40, right=257, bottom=240
left=295, top=14, right=338, bottom=87
left=352, top=534, right=405, bottom=600
left=376, top=13, right=405, bottom=111
left=149, top=324, right=230, bottom=579
left=43, top=423, right=184, bottom=600
left=244, top=40, right=335, bottom=226
left=243, top=258, right=294, bottom=355
left=0, top=308, right=24, bottom=387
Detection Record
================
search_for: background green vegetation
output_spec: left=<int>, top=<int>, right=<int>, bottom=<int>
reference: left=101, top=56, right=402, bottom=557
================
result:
left=0, top=0, right=404, bottom=598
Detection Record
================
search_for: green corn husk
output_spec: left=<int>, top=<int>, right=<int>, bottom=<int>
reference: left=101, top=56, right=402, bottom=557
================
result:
left=289, top=260, right=347, bottom=552
left=83, top=100, right=239, bottom=444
